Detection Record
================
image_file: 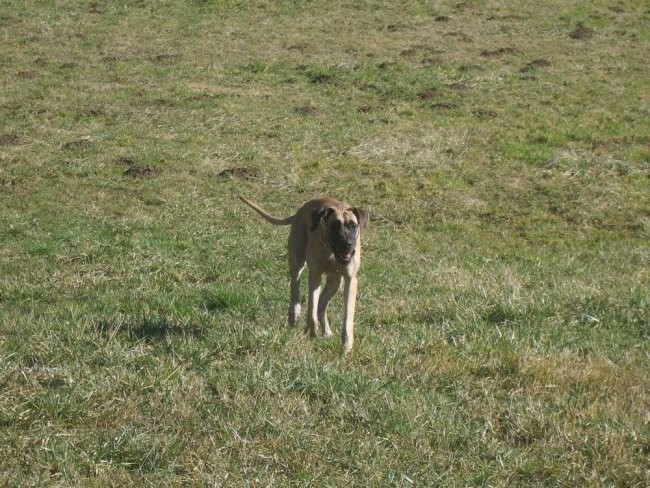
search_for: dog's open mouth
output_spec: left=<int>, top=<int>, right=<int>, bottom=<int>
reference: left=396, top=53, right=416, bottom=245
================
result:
left=334, top=249, right=355, bottom=264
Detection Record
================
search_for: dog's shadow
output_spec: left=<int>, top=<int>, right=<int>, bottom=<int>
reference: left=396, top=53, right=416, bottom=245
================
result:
left=92, top=316, right=202, bottom=343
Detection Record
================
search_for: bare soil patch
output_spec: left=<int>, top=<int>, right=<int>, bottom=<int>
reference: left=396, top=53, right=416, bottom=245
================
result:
left=430, top=102, right=459, bottom=110
left=472, top=109, right=498, bottom=119
left=487, top=14, right=526, bottom=21
left=445, top=82, right=469, bottom=90
left=121, top=159, right=160, bottom=179
left=61, top=137, right=93, bottom=150
left=153, top=53, right=179, bottom=64
left=418, top=89, right=441, bottom=100
left=217, top=167, right=260, bottom=181
left=520, top=58, right=552, bottom=73
left=185, top=93, right=216, bottom=103
left=295, top=105, right=322, bottom=116
left=445, top=32, right=473, bottom=42
left=527, top=58, right=552, bottom=68
left=458, top=64, right=483, bottom=72
left=18, top=70, right=38, bottom=79
left=0, top=134, right=21, bottom=146
left=401, top=45, right=444, bottom=59
left=570, top=25, right=595, bottom=39
left=480, top=47, right=520, bottom=57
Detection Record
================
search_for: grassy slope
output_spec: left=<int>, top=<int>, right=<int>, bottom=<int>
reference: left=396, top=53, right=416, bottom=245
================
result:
left=1, top=1, right=648, bottom=485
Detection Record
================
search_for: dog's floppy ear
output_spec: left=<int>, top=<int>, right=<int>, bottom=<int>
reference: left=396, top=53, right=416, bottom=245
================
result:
left=310, top=206, right=334, bottom=231
left=352, top=207, right=369, bottom=230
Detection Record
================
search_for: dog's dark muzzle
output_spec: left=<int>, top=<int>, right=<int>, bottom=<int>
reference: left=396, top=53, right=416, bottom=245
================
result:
left=331, top=239, right=356, bottom=265
left=328, top=219, right=359, bottom=265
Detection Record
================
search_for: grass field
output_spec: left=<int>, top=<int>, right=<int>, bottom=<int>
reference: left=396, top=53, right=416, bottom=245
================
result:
left=1, top=0, right=648, bottom=485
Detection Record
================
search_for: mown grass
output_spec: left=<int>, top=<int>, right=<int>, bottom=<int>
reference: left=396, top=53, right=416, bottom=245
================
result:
left=1, top=0, right=648, bottom=485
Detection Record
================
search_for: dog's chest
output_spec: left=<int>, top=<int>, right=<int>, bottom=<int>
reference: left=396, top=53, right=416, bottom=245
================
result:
left=315, top=253, right=357, bottom=276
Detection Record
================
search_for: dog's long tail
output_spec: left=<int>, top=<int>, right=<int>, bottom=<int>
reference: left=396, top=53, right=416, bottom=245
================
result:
left=239, top=196, right=294, bottom=225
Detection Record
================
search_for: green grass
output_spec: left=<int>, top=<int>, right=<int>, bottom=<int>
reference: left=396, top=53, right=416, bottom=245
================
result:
left=1, top=0, right=648, bottom=485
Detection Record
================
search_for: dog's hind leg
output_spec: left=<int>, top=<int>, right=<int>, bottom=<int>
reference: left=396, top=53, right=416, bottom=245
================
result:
left=288, top=225, right=306, bottom=327
left=306, top=271, right=322, bottom=337
left=288, top=265, right=304, bottom=327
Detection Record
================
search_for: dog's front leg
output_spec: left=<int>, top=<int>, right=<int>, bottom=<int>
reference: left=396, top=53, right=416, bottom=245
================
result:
left=341, top=275, right=358, bottom=354
left=318, top=275, right=342, bottom=337
left=306, top=271, right=322, bottom=337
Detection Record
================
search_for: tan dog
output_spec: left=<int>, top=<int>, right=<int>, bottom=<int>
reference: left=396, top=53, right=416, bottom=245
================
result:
left=239, top=196, right=369, bottom=354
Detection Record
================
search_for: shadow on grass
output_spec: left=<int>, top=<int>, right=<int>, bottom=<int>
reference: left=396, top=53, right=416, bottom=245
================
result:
left=93, top=316, right=202, bottom=342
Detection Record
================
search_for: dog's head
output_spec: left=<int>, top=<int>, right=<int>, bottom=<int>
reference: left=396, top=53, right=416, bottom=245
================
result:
left=311, top=204, right=369, bottom=265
